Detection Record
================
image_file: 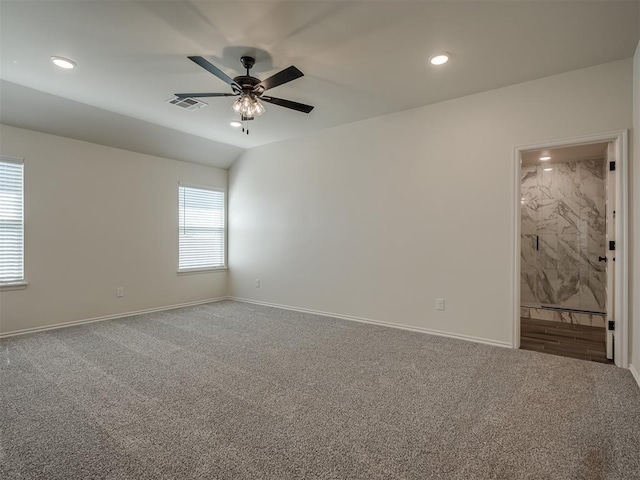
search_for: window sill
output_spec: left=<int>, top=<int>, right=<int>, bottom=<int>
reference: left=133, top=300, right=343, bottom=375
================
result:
left=177, top=267, right=227, bottom=276
left=0, top=281, right=28, bottom=291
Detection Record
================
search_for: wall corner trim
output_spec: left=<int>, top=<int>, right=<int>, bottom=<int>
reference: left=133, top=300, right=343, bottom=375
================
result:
left=227, top=296, right=512, bottom=349
left=0, top=297, right=227, bottom=338
left=629, top=364, right=640, bottom=390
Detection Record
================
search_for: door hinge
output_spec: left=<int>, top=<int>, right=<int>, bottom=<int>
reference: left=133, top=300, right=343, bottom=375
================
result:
left=609, top=240, right=616, bottom=251
left=608, top=320, right=615, bottom=331
left=609, top=161, right=616, bottom=171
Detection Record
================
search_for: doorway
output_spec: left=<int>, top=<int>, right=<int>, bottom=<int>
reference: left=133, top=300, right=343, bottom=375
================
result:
left=512, top=131, right=628, bottom=367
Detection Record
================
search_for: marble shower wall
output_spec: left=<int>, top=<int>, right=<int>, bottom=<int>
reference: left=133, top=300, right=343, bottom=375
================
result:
left=521, top=158, right=606, bottom=313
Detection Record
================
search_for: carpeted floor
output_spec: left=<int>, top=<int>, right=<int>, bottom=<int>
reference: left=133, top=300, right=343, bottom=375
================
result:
left=1, top=301, right=639, bottom=479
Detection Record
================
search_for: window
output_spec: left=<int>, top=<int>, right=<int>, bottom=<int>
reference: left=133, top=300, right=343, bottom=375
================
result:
left=0, top=156, right=24, bottom=285
left=178, top=185, right=225, bottom=271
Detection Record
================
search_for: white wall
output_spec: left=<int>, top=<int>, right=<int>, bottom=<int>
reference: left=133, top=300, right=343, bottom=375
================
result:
left=0, top=125, right=227, bottom=335
left=631, top=41, right=640, bottom=374
left=229, top=59, right=632, bottom=346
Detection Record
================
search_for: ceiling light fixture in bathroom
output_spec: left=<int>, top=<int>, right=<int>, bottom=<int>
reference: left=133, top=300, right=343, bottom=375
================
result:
left=539, top=156, right=551, bottom=161
left=429, top=53, right=450, bottom=65
left=51, top=56, right=76, bottom=69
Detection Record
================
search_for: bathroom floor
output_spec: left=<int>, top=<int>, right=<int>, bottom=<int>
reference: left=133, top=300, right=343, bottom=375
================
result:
left=520, top=317, right=612, bottom=364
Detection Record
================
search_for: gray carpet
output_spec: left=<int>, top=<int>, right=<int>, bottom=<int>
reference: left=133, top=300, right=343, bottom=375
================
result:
left=1, top=300, right=639, bottom=479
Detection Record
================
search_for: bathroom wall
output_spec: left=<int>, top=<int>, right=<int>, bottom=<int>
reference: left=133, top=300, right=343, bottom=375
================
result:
left=521, top=158, right=606, bottom=314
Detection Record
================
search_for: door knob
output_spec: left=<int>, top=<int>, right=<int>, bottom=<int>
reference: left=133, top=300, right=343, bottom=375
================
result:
left=599, top=256, right=607, bottom=262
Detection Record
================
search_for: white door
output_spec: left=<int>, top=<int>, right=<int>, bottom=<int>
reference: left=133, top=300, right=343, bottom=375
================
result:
left=605, top=141, right=616, bottom=360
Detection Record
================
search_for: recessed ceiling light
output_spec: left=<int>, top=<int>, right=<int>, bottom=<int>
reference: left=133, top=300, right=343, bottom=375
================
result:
left=230, top=121, right=242, bottom=128
left=429, top=53, right=450, bottom=66
left=543, top=167, right=553, bottom=172
left=539, top=156, right=551, bottom=161
left=51, top=56, right=76, bottom=69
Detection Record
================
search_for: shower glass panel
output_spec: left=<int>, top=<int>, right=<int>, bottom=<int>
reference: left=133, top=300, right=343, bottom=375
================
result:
left=521, top=158, right=606, bottom=313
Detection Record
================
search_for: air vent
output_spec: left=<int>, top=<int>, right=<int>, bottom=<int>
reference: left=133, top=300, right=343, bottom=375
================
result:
left=166, top=96, right=208, bottom=111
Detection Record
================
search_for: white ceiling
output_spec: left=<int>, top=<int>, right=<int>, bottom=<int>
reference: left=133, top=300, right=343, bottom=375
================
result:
left=0, top=80, right=243, bottom=167
left=1, top=1, right=638, bottom=167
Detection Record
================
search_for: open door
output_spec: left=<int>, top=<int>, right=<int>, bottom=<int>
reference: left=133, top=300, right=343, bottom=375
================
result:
left=605, top=141, right=616, bottom=360
left=514, top=130, right=628, bottom=366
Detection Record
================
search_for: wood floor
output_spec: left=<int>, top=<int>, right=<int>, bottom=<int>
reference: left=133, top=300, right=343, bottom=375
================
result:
left=520, top=317, right=612, bottom=364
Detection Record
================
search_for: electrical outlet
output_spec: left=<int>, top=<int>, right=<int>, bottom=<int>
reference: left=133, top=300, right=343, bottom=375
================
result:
left=116, top=287, right=124, bottom=298
left=255, top=279, right=260, bottom=288
left=436, top=298, right=445, bottom=310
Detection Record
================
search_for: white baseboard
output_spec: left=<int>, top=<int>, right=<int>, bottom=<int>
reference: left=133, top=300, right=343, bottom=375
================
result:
left=227, top=296, right=512, bottom=349
left=1, top=295, right=513, bottom=350
left=0, top=297, right=227, bottom=339
left=629, top=364, right=640, bottom=390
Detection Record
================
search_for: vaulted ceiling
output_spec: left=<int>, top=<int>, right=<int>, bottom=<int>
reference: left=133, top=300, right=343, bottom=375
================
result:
left=1, top=1, right=638, bottom=168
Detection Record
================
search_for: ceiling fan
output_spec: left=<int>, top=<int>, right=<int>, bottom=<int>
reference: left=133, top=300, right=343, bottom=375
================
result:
left=175, top=55, right=314, bottom=129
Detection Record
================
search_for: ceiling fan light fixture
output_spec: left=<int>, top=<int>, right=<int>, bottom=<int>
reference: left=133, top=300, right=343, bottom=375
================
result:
left=232, top=98, right=242, bottom=114
left=232, top=93, right=265, bottom=117
left=230, top=121, right=242, bottom=128
left=51, top=56, right=76, bottom=69
left=429, top=53, right=450, bottom=66
left=253, top=100, right=265, bottom=116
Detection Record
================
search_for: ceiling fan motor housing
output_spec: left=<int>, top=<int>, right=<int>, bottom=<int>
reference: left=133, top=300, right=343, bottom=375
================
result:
left=235, top=57, right=264, bottom=95
left=233, top=75, right=263, bottom=95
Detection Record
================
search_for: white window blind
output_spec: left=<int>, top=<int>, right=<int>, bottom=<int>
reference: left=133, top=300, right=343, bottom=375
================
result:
left=178, top=185, right=225, bottom=270
left=0, top=157, right=24, bottom=284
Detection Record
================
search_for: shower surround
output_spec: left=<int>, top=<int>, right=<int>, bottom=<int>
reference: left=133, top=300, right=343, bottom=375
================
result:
left=521, top=158, right=606, bottom=315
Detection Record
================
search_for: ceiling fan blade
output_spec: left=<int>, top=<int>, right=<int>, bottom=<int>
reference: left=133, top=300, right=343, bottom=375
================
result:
left=261, top=96, right=314, bottom=113
left=257, top=66, right=304, bottom=91
left=188, top=56, right=241, bottom=90
left=175, top=92, right=237, bottom=98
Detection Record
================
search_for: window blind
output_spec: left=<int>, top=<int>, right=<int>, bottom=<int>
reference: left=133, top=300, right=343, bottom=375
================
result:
left=0, top=157, right=24, bottom=283
left=178, top=185, right=225, bottom=270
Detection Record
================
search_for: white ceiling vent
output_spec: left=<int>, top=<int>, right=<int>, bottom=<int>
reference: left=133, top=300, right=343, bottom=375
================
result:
left=166, top=96, right=208, bottom=111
